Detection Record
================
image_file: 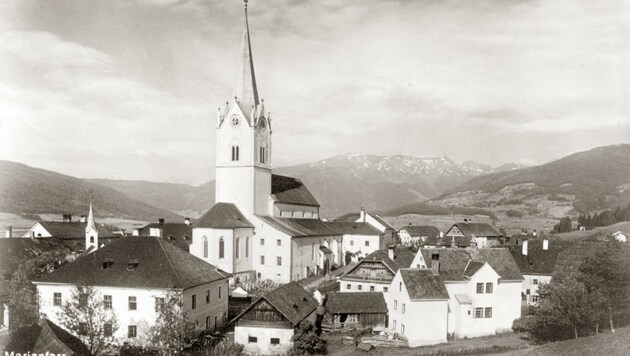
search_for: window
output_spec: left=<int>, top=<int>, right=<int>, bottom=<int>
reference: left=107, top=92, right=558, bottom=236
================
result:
left=104, top=295, right=112, bottom=309
left=393, top=320, right=397, bottom=329
left=365, top=241, right=369, bottom=247
left=533, top=278, right=539, bottom=285
left=532, top=295, right=539, bottom=303
left=128, top=296, right=137, bottom=310
left=89, top=236, right=94, bottom=243
left=236, top=237, right=240, bottom=259
left=350, top=240, right=354, bottom=246
left=370, top=286, right=375, bottom=292
left=270, top=337, right=280, bottom=345
left=484, top=307, right=492, bottom=318
left=260, top=238, right=264, bottom=245
left=476, top=283, right=484, bottom=294
left=104, top=323, right=112, bottom=337
left=259, top=147, right=266, bottom=164
left=192, top=294, right=197, bottom=310
left=277, top=239, right=281, bottom=246
left=219, top=238, right=225, bottom=259
left=155, top=297, right=165, bottom=312
left=248, top=335, right=258, bottom=343
left=246, top=237, right=249, bottom=258
left=358, top=285, right=362, bottom=291
left=79, top=322, right=87, bottom=335
left=474, top=307, right=483, bottom=318
left=231, top=146, right=240, bottom=161
left=128, top=325, right=137, bottom=338
left=260, top=256, right=265, bottom=265
left=401, top=324, right=405, bottom=335
left=219, top=286, right=222, bottom=299
left=203, top=237, right=208, bottom=258
left=277, top=256, right=282, bottom=266
left=394, top=300, right=397, bottom=310
left=206, top=290, right=210, bottom=304
left=486, top=282, right=493, bottom=294
left=346, top=284, right=351, bottom=290
left=526, top=289, right=530, bottom=295
left=53, top=293, right=62, bottom=307
left=206, top=316, right=211, bottom=330
left=402, top=303, right=406, bottom=314
left=399, top=282, right=402, bottom=291
left=383, top=287, right=388, bottom=293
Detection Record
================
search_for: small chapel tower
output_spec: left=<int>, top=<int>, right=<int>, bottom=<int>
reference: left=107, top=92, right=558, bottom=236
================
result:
left=215, top=0, right=272, bottom=217
left=85, top=202, right=99, bottom=252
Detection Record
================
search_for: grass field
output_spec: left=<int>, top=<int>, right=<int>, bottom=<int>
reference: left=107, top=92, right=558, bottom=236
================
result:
left=554, top=221, right=630, bottom=241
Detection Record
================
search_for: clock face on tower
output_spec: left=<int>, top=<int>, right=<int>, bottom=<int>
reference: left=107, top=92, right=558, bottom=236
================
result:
left=230, top=115, right=240, bottom=127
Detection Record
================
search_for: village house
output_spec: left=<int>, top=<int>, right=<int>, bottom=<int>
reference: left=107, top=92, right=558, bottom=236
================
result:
left=410, top=248, right=523, bottom=338
left=21, top=204, right=119, bottom=252
left=388, top=269, right=449, bottom=346
left=33, top=236, right=231, bottom=343
left=612, top=230, right=627, bottom=242
left=322, top=292, right=388, bottom=332
left=187, top=2, right=344, bottom=284
left=398, top=225, right=441, bottom=246
left=325, top=220, right=384, bottom=264
left=232, top=282, right=319, bottom=355
left=137, top=218, right=193, bottom=251
left=340, top=246, right=415, bottom=293
left=508, top=239, right=568, bottom=305
left=335, top=209, right=397, bottom=244
left=442, top=222, right=502, bottom=248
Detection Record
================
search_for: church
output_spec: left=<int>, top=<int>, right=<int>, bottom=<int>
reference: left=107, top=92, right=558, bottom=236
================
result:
left=189, top=1, right=343, bottom=284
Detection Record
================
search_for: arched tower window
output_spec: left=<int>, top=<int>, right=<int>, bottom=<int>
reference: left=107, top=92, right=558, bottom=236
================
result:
left=219, top=237, right=225, bottom=259
left=203, top=236, right=208, bottom=258
left=246, top=237, right=249, bottom=258
left=231, top=146, right=240, bottom=161
left=235, top=237, right=240, bottom=259
left=89, top=236, right=94, bottom=243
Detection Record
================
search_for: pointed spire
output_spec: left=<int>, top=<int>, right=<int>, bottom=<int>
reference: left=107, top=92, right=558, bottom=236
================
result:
left=86, top=202, right=96, bottom=232
left=233, top=0, right=259, bottom=120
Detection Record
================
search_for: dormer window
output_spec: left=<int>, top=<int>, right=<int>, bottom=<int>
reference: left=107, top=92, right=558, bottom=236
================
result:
left=102, top=259, right=114, bottom=269
left=127, top=260, right=139, bottom=271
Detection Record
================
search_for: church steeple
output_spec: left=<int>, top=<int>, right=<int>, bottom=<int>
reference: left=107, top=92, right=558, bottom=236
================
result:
left=85, top=202, right=99, bottom=252
left=233, top=0, right=260, bottom=120
left=86, top=202, right=96, bottom=232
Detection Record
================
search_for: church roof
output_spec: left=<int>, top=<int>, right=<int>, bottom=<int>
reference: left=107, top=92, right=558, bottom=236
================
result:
left=194, top=203, right=254, bottom=229
left=34, top=236, right=230, bottom=289
left=256, top=216, right=340, bottom=237
left=271, top=174, right=320, bottom=207
left=36, top=222, right=117, bottom=239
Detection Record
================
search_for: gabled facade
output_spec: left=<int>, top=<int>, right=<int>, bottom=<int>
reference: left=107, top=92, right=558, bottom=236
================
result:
left=444, top=223, right=502, bottom=248
left=325, top=221, right=384, bottom=263
left=398, top=225, right=440, bottom=246
left=233, top=282, right=318, bottom=355
left=340, top=246, right=415, bottom=293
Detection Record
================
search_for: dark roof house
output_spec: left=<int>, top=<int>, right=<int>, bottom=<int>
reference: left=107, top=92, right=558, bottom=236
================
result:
left=508, top=240, right=572, bottom=275
left=399, top=269, right=450, bottom=300
left=325, top=221, right=382, bottom=236
left=402, top=225, right=440, bottom=238
left=324, top=292, right=388, bottom=314
left=138, top=222, right=193, bottom=251
left=446, top=223, right=501, bottom=237
left=33, top=318, right=93, bottom=356
left=420, top=248, right=523, bottom=281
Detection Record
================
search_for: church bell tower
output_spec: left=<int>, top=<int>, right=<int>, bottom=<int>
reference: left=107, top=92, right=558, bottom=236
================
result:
left=215, top=0, right=272, bottom=217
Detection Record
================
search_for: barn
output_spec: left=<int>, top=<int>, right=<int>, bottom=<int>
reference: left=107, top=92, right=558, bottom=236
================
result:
left=323, top=292, right=388, bottom=331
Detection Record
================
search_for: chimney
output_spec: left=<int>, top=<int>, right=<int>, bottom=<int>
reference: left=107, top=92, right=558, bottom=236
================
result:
left=359, top=208, right=366, bottom=222
left=439, top=231, right=444, bottom=238
left=431, top=253, right=440, bottom=275
left=388, top=244, right=395, bottom=260
left=184, top=217, right=191, bottom=226
left=522, top=239, right=528, bottom=256
left=158, top=218, right=165, bottom=225
left=80, top=215, right=87, bottom=223
left=63, top=214, right=72, bottom=222
left=5, top=226, right=12, bottom=238
left=533, top=229, right=538, bottom=237
left=543, top=239, right=549, bottom=251
left=463, top=218, right=468, bottom=223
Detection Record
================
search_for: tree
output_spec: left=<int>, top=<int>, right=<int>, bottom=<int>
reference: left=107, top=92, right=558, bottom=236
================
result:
left=9, top=249, right=71, bottom=330
left=58, top=285, right=119, bottom=355
left=553, top=216, right=572, bottom=233
left=291, top=321, right=327, bottom=355
left=148, top=291, right=198, bottom=354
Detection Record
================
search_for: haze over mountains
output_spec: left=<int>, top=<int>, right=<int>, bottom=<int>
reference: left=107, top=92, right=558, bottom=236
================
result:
left=1, top=144, right=629, bottom=222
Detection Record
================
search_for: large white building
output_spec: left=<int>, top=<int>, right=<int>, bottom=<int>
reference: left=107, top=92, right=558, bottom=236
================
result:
left=34, top=236, right=231, bottom=344
left=188, top=2, right=344, bottom=284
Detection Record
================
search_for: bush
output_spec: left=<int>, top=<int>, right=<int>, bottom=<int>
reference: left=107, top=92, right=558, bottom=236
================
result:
left=292, top=321, right=327, bottom=355
left=506, top=209, right=523, bottom=218
left=512, top=317, right=534, bottom=332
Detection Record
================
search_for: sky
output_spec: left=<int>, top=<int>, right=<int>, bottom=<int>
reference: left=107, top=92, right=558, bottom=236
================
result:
left=0, top=0, right=628, bottom=185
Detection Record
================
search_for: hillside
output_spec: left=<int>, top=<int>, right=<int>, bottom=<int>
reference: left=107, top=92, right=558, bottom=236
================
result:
left=444, top=144, right=630, bottom=212
left=0, top=160, right=182, bottom=222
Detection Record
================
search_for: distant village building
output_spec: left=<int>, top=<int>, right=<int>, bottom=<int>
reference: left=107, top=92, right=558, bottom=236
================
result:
left=508, top=239, right=568, bottom=305
left=388, top=269, right=449, bottom=346
left=410, top=248, right=523, bottom=338
left=0, top=238, right=74, bottom=330
left=340, top=246, right=415, bottom=293
left=398, top=225, right=441, bottom=246
left=325, top=220, right=384, bottom=263
left=187, top=3, right=344, bottom=284
left=441, top=223, right=502, bottom=248
left=232, top=282, right=318, bottom=355
left=21, top=204, right=118, bottom=252
left=323, top=292, right=388, bottom=331
left=335, top=209, right=397, bottom=244
left=612, top=231, right=627, bottom=243
left=137, top=218, right=193, bottom=251
left=33, top=236, right=230, bottom=343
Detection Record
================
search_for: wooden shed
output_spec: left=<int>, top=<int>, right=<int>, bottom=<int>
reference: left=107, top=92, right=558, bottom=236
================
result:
left=323, top=292, right=388, bottom=331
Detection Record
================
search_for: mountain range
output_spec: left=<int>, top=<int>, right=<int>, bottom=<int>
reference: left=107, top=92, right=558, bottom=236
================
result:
left=2, top=144, right=629, bottom=223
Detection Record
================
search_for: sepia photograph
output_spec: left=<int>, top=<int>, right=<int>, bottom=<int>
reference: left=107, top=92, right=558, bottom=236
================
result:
left=0, top=0, right=629, bottom=355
